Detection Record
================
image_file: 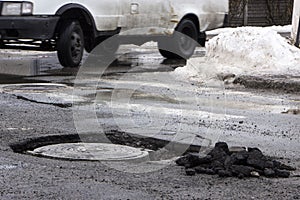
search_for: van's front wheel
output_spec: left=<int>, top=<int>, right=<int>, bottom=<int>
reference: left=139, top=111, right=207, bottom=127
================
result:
left=57, top=20, right=84, bottom=68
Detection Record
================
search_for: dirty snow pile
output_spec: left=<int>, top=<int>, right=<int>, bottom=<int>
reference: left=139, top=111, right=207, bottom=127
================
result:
left=174, top=27, right=300, bottom=82
left=206, top=25, right=292, bottom=35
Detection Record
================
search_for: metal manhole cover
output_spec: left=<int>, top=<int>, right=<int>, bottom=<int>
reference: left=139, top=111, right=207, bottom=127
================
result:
left=28, top=143, right=150, bottom=162
left=1, top=83, right=67, bottom=93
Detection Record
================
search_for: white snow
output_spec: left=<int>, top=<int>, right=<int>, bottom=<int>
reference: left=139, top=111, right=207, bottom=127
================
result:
left=268, top=25, right=292, bottom=33
left=207, top=25, right=292, bottom=35
left=0, top=49, right=53, bottom=58
left=174, top=26, right=300, bottom=82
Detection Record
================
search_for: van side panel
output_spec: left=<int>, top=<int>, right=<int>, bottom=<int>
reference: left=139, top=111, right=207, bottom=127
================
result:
left=170, top=0, right=228, bottom=31
left=72, top=0, right=120, bottom=31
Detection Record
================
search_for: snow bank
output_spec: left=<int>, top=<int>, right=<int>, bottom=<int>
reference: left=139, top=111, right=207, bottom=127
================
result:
left=207, top=25, right=292, bottom=35
left=174, top=27, right=300, bottom=82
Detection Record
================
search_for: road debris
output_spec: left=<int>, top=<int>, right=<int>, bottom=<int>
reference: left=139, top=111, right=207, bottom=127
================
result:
left=176, top=142, right=296, bottom=178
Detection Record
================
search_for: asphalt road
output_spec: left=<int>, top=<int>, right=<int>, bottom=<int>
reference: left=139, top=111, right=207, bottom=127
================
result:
left=0, top=44, right=299, bottom=199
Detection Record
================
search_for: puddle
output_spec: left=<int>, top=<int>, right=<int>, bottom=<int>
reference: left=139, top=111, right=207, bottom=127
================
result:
left=95, top=88, right=181, bottom=104
left=0, top=52, right=74, bottom=84
left=131, top=91, right=181, bottom=104
left=1, top=83, right=67, bottom=93
left=0, top=83, right=86, bottom=107
left=0, top=45, right=192, bottom=87
left=0, top=59, right=40, bottom=76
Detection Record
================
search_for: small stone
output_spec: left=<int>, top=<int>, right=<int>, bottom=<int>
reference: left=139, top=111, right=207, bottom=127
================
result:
left=247, top=158, right=266, bottom=170
left=250, top=171, right=260, bottom=177
left=231, top=165, right=256, bottom=177
left=238, top=173, right=244, bottom=179
left=275, top=169, right=290, bottom=178
left=218, top=170, right=232, bottom=177
left=224, top=155, right=234, bottom=168
left=185, top=168, right=196, bottom=176
left=214, top=142, right=230, bottom=154
left=213, top=167, right=224, bottom=173
left=293, top=195, right=300, bottom=199
left=229, top=146, right=246, bottom=154
left=273, top=160, right=296, bottom=171
left=248, top=147, right=263, bottom=155
left=264, top=161, right=274, bottom=169
left=264, top=168, right=276, bottom=178
left=194, top=166, right=207, bottom=174
left=205, top=169, right=216, bottom=175
left=175, top=153, right=199, bottom=166
left=211, top=160, right=224, bottom=169
left=176, top=153, right=212, bottom=168
left=230, top=151, right=249, bottom=165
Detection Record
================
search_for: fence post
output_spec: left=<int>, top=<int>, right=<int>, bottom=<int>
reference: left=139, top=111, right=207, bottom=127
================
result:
left=292, top=0, right=300, bottom=47
left=295, top=17, right=300, bottom=47
left=243, top=0, right=249, bottom=26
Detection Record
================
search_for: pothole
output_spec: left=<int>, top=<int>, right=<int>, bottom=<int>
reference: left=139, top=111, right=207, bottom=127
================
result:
left=95, top=88, right=181, bottom=104
left=1, top=83, right=67, bottom=93
left=10, top=131, right=203, bottom=162
left=0, top=83, right=86, bottom=107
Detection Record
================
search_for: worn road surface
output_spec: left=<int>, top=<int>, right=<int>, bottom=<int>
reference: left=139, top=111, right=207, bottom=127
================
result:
left=0, top=44, right=299, bottom=199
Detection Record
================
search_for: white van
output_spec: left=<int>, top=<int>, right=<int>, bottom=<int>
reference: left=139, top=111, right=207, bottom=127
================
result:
left=0, top=0, right=228, bottom=67
left=292, top=0, right=300, bottom=47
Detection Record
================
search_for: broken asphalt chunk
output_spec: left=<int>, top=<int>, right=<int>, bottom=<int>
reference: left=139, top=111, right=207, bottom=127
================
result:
left=176, top=142, right=296, bottom=179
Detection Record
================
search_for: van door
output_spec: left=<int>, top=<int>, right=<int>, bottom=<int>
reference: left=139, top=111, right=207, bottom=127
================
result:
left=119, top=0, right=172, bottom=35
left=198, top=0, right=228, bottom=31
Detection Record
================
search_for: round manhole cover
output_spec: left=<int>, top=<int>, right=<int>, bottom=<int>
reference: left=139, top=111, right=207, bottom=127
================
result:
left=1, top=83, right=67, bottom=93
left=28, top=143, right=150, bottom=162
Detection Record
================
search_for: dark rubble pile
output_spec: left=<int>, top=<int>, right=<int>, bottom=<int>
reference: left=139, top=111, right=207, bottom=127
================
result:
left=176, top=142, right=296, bottom=178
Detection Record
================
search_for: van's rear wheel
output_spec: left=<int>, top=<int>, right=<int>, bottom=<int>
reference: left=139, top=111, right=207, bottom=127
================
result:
left=57, top=20, right=84, bottom=68
left=158, top=19, right=198, bottom=59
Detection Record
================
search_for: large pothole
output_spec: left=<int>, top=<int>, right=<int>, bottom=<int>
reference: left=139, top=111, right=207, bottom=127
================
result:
left=10, top=130, right=203, bottom=162
left=0, top=83, right=67, bottom=93
left=9, top=132, right=298, bottom=176
left=0, top=83, right=86, bottom=107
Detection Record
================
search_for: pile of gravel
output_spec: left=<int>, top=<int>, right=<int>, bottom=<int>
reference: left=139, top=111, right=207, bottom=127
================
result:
left=176, top=142, right=296, bottom=178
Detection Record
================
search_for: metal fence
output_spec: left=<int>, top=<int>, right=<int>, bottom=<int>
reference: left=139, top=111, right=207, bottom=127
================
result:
left=229, top=0, right=294, bottom=26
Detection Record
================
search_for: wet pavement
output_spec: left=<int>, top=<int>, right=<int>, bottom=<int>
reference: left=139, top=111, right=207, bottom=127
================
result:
left=0, top=43, right=300, bottom=199
left=1, top=43, right=300, bottom=159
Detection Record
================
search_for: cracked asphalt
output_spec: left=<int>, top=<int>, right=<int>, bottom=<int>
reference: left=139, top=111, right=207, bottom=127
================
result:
left=0, top=44, right=299, bottom=199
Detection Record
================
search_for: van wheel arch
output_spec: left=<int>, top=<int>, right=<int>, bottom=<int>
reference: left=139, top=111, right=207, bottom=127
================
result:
left=181, top=14, right=206, bottom=47
left=158, top=17, right=199, bottom=59
left=55, top=4, right=97, bottom=52
left=181, top=14, right=200, bottom=33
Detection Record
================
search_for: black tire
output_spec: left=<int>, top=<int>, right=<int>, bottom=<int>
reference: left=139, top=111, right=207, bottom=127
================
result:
left=158, top=19, right=198, bottom=59
left=57, top=20, right=84, bottom=68
left=0, top=40, right=4, bottom=48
